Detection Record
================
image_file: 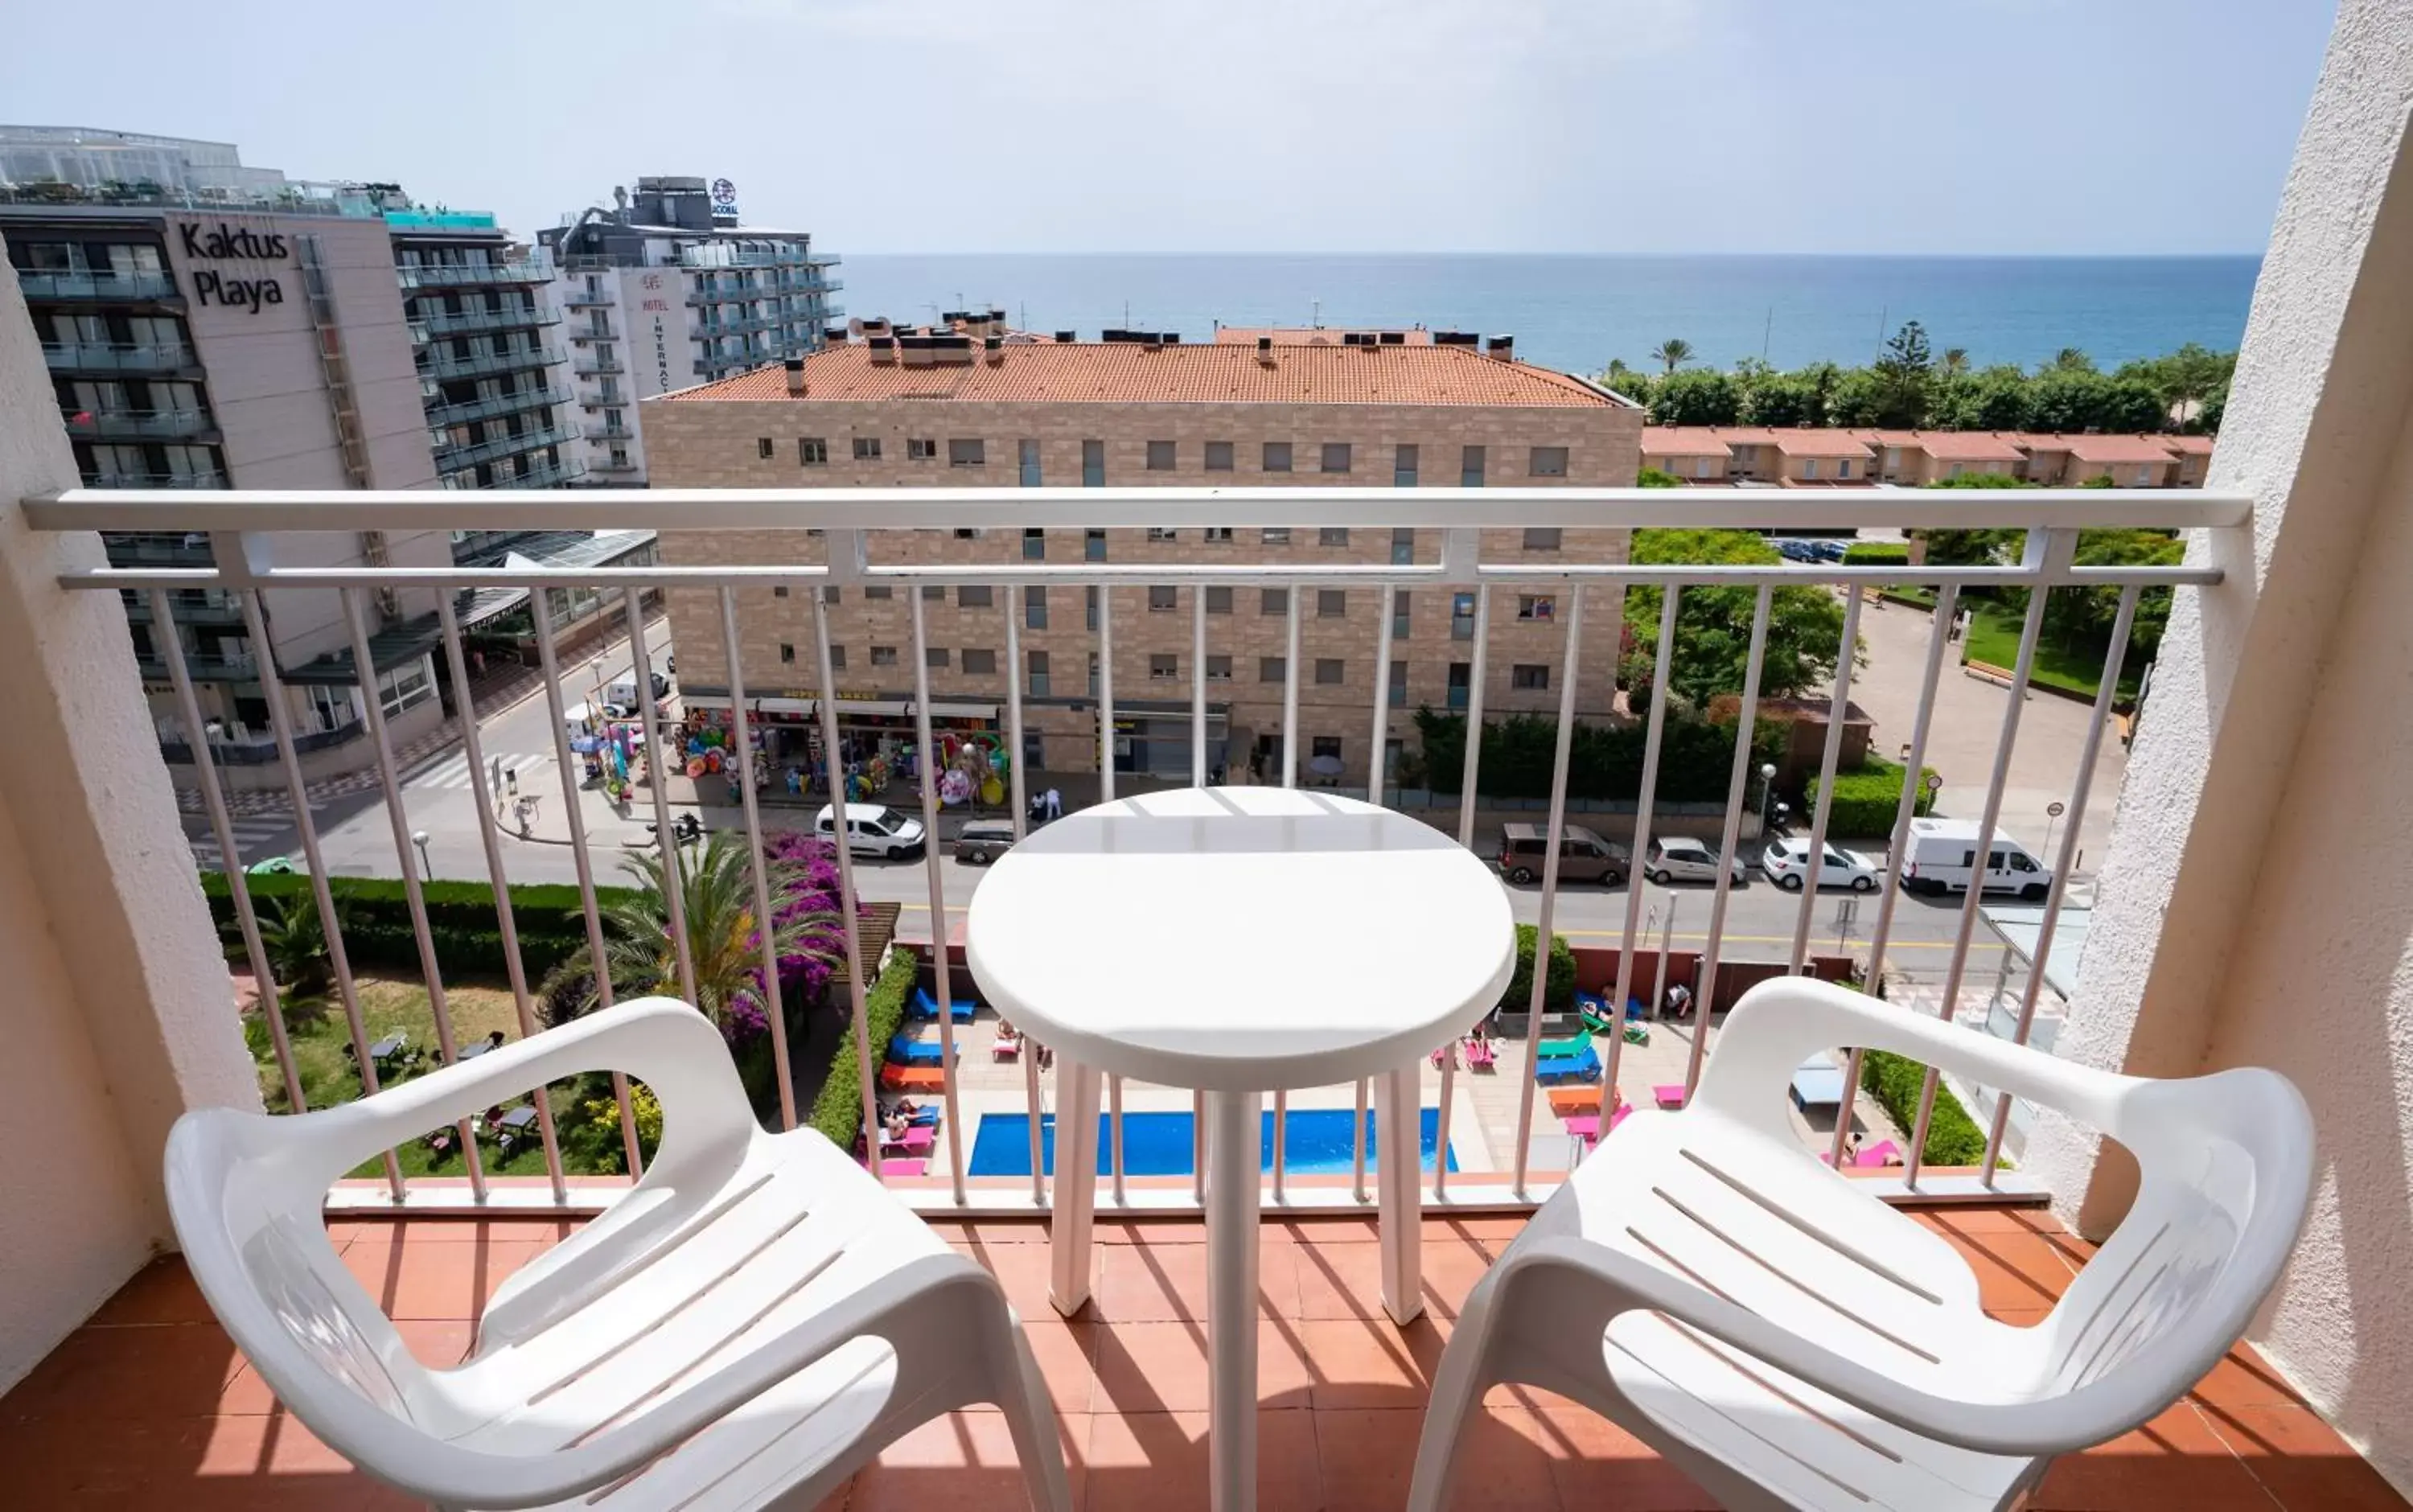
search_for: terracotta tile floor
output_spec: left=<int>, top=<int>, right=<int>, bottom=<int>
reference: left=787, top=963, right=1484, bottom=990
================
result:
left=0, top=1208, right=2401, bottom=1510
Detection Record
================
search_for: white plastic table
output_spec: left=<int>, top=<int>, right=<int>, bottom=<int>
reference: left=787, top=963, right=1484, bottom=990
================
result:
left=966, top=786, right=1515, bottom=1512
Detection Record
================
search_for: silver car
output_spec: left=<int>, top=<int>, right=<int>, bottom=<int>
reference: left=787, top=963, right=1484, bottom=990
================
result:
left=1643, top=835, right=1748, bottom=885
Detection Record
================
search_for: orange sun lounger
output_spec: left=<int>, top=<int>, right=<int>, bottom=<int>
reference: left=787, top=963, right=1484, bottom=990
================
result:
left=880, top=1064, right=947, bottom=1092
left=1548, top=1087, right=1605, bottom=1118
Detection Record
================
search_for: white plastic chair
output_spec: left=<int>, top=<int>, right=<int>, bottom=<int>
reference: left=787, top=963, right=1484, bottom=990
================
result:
left=1406, top=977, right=2314, bottom=1512
left=165, top=996, right=1073, bottom=1512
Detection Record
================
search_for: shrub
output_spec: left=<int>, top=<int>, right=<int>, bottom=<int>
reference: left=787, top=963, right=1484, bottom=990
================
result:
left=1499, top=924, right=1576, bottom=1015
left=1860, top=1048, right=1992, bottom=1167
left=1805, top=757, right=1936, bottom=838
left=1841, top=542, right=1911, bottom=567
left=807, top=951, right=920, bottom=1152
left=1412, top=708, right=1784, bottom=804
left=201, top=873, right=623, bottom=982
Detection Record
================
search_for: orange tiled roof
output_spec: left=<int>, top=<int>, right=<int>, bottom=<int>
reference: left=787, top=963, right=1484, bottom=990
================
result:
left=1771, top=430, right=1874, bottom=458
left=1914, top=431, right=2029, bottom=462
left=2165, top=434, right=2216, bottom=454
left=1211, top=327, right=1437, bottom=346
left=2057, top=433, right=2181, bottom=464
left=1640, top=426, right=1733, bottom=455
left=668, top=342, right=1614, bottom=408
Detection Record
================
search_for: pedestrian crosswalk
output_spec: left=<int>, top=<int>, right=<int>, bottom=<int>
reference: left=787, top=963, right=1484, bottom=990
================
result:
left=409, top=750, right=557, bottom=794
left=187, top=811, right=303, bottom=871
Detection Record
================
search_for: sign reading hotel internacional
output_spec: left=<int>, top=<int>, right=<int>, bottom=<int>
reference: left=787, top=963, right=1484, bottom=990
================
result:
left=175, top=220, right=287, bottom=312
left=710, top=177, right=738, bottom=217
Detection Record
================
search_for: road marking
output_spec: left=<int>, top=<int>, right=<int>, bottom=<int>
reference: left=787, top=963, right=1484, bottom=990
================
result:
left=411, top=750, right=556, bottom=792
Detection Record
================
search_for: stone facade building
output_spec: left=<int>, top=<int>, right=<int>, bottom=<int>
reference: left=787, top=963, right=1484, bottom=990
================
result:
left=643, top=329, right=1644, bottom=785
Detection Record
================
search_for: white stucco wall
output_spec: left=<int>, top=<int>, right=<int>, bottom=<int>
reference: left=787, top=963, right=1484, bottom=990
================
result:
left=2036, top=1, right=2413, bottom=1493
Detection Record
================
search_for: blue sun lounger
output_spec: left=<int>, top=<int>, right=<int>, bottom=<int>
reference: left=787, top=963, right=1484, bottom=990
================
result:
left=1535, top=1045, right=1603, bottom=1083
left=887, top=1033, right=956, bottom=1066
left=911, top=987, right=979, bottom=1022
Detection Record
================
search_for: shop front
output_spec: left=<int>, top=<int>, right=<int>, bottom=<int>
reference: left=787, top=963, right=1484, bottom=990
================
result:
left=1104, top=701, right=1231, bottom=781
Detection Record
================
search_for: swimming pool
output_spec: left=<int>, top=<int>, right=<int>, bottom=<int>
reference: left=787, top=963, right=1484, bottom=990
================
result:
left=967, top=1107, right=1457, bottom=1178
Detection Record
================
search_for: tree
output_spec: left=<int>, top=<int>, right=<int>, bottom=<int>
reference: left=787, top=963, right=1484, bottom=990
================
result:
left=2117, top=342, right=2233, bottom=429
left=1626, top=529, right=1852, bottom=705
left=1998, top=529, right=2186, bottom=661
left=1918, top=475, right=2030, bottom=568
left=1823, top=367, right=1891, bottom=427
left=232, top=893, right=338, bottom=1002
left=2046, top=347, right=2095, bottom=374
left=1653, top=338, right=1694, bottom=373
left=1638, top=466, right=1684, bottom=487
left=1941, top=347, right=1971, bottom=376
left=1601, top=360, right=1656, bottom=407
left=1869, top=320, right=1934, bottom=428
left=1646, top=368, right=1740, bottom=426
left=2028, top=371, right=2165, bottom=433
left=1739, top=368, right=1824, bottom=427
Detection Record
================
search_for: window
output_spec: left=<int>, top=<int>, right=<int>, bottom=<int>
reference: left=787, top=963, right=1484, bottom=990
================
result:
left=1311, top=736, right=1343, bottom=761
left=1082, top=439, right=1105, bottom=486
left=1395, top=443, right=1420, bottom=487
left=1261, top=587, right=1289, bottom=615
left=1086, top=586, right=1100, bottom=630
left=1088, top=652, right=1100, bottom=695
left=948, top=438, right=985, bottom=466
left=1517, top=594, right=1556, bottom=621
left=829, top=646, right=846, bottom=669
left=2136, top=464, right=2156, bottom=485
left=1146, top=440, right=1176, bottom=471
left=1388, top=659, right=1408, bottom=704
left=871, top=646, right=898, bottom=667
left=1884, top=447, right=1901, bottom=469
left=1696, top=458, right=1715, bottom=479
left=1523, top=528, right=1563, bottom=551
left=772, top=585, right=791, bottom=598
left=1027, top=650, right=1050, bottom=696
left=922, top=584, right=946, bottom=601
left=799, top=437, right=828, bottom=466
left=853, top=436, right=882, bottom=460
left=1259, top=656, right=1288, bottom=683
left=1262, top=527, right=1292, bottom=545
left=962, top=648, right=997, bottom=676
left=1835, top=458, right=1852, bottom=480
left=1149, top=653, right=1178, bottom=681
left=1321, top=442, right=1351, bottom=474
left=1149, top=585, right=1178, bottom=612
left=1085, top=528, right=1107, bottom=561
left=1202, top=527, right=1233, bottom=544
left=1391, top=593, right=1411, bottom=639
left=1451, top=591, right=1477, bottom=640
left=1023, top=528, right=1045, bottom=561
left=1314, top=658, right=1345, bottom=685
left=376, top=660, right=435, bottom=719
left=1262, top=442, right=1292, bottom=473
left=779, top=643, right=796, bottom=664
left=1529, top=446, right=1568, bottom=478
left=864, top=585, right=894, bottom=599
left=958, top=585, right=993, bottom=607
left=1511, top=664, right=1550, bottom=690
left=1206, top=655, right=1233, bottom=681
left=1204, top=440, right=1234, bottom=472
left=757, top=438, right=774, bottom=459
left=1461, top=445, right=1486, bottom=487
left=1391, top=527, right=1414, bottom=565
left=1205, top=586, right=1233, bottom=614
left=1948, top=462, right=1966, bottom=480
left=1317, top=589, right=1347, bottom=618
left=1318, top=528, right=1350, bottom=547
left=1018, top=438, right=1041, bottom=486
left=925, top=646, right=949, bottom=669
left=904, top=438, right=937, bottom=462
left=1025, top=586, right=1048, bottom=629
left=1803, top=458, right=1820, bottom=480
left=1147, top=527, right=1178, bottom=543
left=1447, top=662, right=1472, bottom=708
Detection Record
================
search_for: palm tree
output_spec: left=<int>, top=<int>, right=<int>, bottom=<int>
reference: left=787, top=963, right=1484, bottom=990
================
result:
left=228, top=892, right=338, bottom=1000
left=1653, top=339, right=1693, bottom=373
left=1941, top=348, right=1970, bottom=376
left=2048, top=347, right=2094, bottom=374
left=543, top=832, right=842, bottom=1029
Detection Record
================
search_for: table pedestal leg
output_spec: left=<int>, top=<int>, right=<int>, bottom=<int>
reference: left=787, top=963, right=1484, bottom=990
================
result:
left=1204, top=1088, right=1262, bottom=1512
left=1375, top=1065, right=1424, bottom=1325
left=1049, top=1058, right=1101, bottom=1317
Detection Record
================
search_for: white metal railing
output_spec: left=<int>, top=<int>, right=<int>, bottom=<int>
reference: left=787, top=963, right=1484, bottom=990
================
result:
left=25, top=483, right=2238, bottom=1221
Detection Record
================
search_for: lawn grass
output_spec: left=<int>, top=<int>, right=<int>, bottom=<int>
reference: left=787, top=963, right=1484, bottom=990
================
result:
left=1963, top=599, right=2143, bottom=703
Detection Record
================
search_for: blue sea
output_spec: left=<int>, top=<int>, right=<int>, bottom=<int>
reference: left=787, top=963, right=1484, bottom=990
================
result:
left=837, top=254, right=2259, bottom=376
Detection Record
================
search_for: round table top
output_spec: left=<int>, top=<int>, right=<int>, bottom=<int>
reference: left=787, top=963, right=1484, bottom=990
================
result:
left=964, top=786, right=1516, bottom=1091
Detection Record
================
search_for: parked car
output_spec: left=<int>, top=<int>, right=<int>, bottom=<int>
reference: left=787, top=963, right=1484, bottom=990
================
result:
left=1806, top=537, right=1852, bottom=562
left=1498, top=823, right=1628, bottom=886
left=814, top=802, right=927, bottom=860
left=602, top=673, right=673, bottom=713
left=1760, top=836, right=1881, bottom=892
left=953, top=819, right=1018, bottom=865
left=1774, top=538, right=1819, bottom=562
left=1897, top=816, right=2052, bottom=899
left=1643, top=835, right=1748, bottom=885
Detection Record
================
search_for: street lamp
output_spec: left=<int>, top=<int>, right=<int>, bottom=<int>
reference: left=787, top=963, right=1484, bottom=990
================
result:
left=410, top=830, right=432, bottom=881
left=1759, top=762, right=1778, bottom=832
left=2041, top=799, right=2066, bottom=868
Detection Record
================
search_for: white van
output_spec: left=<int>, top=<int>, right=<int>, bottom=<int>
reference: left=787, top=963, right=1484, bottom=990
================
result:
left=814, top=802, right=928, bottom=861
left=1898, top=817, right=2052, bottom=899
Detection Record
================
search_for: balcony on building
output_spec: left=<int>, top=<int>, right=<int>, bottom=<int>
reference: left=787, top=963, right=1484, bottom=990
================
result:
left=407, top=304, right=561, bottom=341
left=567, top=316, right=617, bottom=342
left=432, top=421, right=573, bottom=475
left=417, top=343, right=559, bottom=382
left=40, top=338, right=198, bottom=374
left=15, top=266, right=180, bottom=302
left=584, top=418, right=633, bottom=442
left=60, top=405, right=220, bottom=443
left=561, top=285, right=615, bottom=309
left=395, top=257, right=551, bottom=290
left=420, top=382, right=571, bottom=431
left=573, top=353, right=625, bottom=377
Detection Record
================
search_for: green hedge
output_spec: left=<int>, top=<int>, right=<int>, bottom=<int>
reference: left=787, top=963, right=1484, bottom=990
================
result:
left=1860, top=1048, right=1992, bottom=1167
left=201, top=872, right=639, bottom=980
left=1500, top=924, right=1577, bottom=1014
left=808, top=951, right=920, bottom=1152
left=1842, top=543, right=1912, bottom=566
left=1413, top=709, right=1784, bottom=804
left=1805, top=757, right=1937, bottom=838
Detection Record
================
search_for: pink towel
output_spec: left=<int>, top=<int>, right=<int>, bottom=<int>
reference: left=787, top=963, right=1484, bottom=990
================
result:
left=1563, top=1114, right=1601, bottom=1139
left=1653, top=1083, right=1688, bottom=1109
left=879, top=1157, right=929, bottom=1177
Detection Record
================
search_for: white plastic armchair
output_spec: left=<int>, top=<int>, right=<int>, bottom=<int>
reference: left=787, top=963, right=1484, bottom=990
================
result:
left=164, top=996, right=1072, bottom=1512
left=1406, top=976, right=2313, bottom=1512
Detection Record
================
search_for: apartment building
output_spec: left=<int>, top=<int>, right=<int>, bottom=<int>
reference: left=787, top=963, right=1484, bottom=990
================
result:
left=647, top=330, right=1642, bottom=785
left=539, top=177, right=841, bottom=484
left=391, top=212, right=574, bottom=490
left=1641, top=425, right=2212, bottom=487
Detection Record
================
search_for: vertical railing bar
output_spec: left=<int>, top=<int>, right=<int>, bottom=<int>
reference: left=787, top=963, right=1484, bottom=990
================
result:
left=1603, top=585, right=1678, bottom=1110
left=719, top=588, right=797, bottom=1133
left=1906, top=557, right=2056, bottom=1185
left=810, top=592, right=884, bottom=1183
left=1440, top=584, right=1490, bottom=1201
left=1004, top=593, right=1042, bottom=1208
left=532, top=604, right=642, bottom=1178
left=908, top=592, right=969, bottom=1202
left=1511, top=585, right=1587, bottom=1199
left=1683, top=587, right=1773, bottom=1101
left=343, top=588, right=485, bottom=1202
left=1786, top=589, right=1867, bottom=970
left=239, top=589, right=401, bottom=1198
left=1979, top=585, right=2140, bottom=1179
left=1280, top=588, right=1301, bottom=789
left=625, top=589, right=695, bottom=1007
left=158, top=590, right=303, bottom=1115
left=1355, top=581, right=1396, bottom=1204
left=1351, top=1077, right=1371, bottom=1206
left=1096, top=586, right=1123, bottom=1201
left=1830, top=583, right=1959, bottom=1168
left=1194, top=1089, right=1206, bottom=1206
left=1191, top=587, right=1208, bottom=787
left=436, top=595, right=565, bottom=1204
left=1109, top=1073, right=1127, bottom=1207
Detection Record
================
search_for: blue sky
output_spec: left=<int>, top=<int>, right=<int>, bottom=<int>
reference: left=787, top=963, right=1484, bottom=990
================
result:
left=0, top=0, right=2337, bottom=255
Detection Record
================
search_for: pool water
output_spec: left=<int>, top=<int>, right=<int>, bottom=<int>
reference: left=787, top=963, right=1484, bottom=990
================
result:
left=967, top=1107, right=1457, bottom=1177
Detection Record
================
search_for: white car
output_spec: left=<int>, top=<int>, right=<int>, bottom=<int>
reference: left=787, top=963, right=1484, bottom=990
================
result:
left=1760, top=836, right=1881, bottom=892
left=814, top=802, right=927, bottom=861
left=1643, top=835, right=1749, bottom=885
